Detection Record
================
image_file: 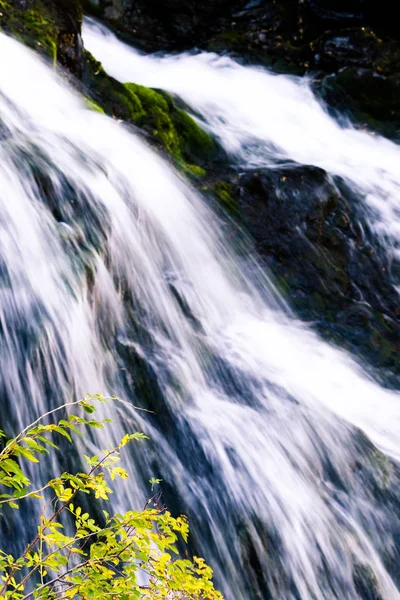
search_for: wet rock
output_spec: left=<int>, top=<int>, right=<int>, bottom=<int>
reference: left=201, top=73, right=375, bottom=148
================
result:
left=6, top=0, right=400, bottom=377
left=83, top=0, right=237, bottom=49
left=53, top=0, right=83, bottom=76
left=317, top=67, right=400, bottom=138
left=111, top=0, right=234, bottom=41
left=238, top=163, right=400, bottom=376
left=82, top=51, right=218, bottom=172
left=0, top=0, right=83, bottom=75
left=353, top=563, right=384, bottom=600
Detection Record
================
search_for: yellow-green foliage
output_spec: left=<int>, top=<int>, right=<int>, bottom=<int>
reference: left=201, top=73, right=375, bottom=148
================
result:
left=0, top=396, right=223, bottom=600
left=0, top=0, right=58, bottom=61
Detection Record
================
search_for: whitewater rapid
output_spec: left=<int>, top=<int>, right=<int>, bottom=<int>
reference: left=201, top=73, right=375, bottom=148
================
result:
left=1, top=22, right=400, bottom=599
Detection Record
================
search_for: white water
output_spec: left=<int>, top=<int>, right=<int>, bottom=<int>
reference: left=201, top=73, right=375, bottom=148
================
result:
left=83, top=18, right=400, bottom=249
left=2, top=25, right=400, bottom=600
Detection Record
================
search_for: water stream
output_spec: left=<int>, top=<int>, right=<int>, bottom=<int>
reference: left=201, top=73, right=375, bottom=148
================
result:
left=83, top=19, right=400, bottom=250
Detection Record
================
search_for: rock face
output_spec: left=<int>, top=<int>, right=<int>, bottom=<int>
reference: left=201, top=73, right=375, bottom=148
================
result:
left=86, top=1, right=400, bottom=48
left=91, top=0, right=235, bottom=42
left=0, top=1, right=218, bottom=175
left=51, top=0, right=83, bottom=76
left=238, top=164, right=400, bottom=376
left=3, top=5, right=400, bottom=597
left=129, top=0, right=233, bottom=38
left=81, top=0, right=400, bottom=377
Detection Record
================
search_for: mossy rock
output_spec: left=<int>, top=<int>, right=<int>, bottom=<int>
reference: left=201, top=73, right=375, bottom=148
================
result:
left=1, top=1, right=218, bottom=188
left=124, top=82, right=216, bottom=164
left=0, top=0, right=83, bottom=74
left=180, top=163, right=207, bottom=179
left=83, top=51, right=143, bottom=121
left=0, top=0, right=58, bottom=61
left=84, top=96, right=105, bottom=113
left=83, top=51, right=216, bottom=171
left=213, top=181, right=239, bottom=216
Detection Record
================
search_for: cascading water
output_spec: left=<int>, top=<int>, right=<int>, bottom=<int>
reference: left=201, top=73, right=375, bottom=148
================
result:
left=83, top=18, right=400, bottom=251
left=2, top=20, right=400, bottom=600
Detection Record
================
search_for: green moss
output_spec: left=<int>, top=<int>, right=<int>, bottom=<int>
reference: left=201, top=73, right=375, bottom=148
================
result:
left=0, top=0, right=58, bottom=61
left=214, top=181, right=239, bottom=216
left=173, top=107, right=215, bottom=162
left=182, top=164, right=207, bottom=178
left=85, top=97, right=105, bottom=113
left=83, top=53, right=216, bottom=173
left=84, top=52, right=143, bottom=121
left=125, top=82, right=181, bottom=156
left=125, top=83, right=170, bottom=114
left=124, top=82, right=216, bottom=164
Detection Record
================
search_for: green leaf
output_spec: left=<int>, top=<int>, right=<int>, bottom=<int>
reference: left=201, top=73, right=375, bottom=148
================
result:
left=149, top=478, right=163, bottom=491
left=53, top=427, right=72, bottom=443
left=15, top=447, right=39, bottom=463
left=79, top=402, right=96, bottom=414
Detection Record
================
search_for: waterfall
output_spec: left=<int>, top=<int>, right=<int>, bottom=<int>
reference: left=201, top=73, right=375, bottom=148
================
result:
left=2, top=22, right=400, bottom=600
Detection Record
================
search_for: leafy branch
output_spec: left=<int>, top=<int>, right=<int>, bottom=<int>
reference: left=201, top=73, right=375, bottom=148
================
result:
left=0, top=395, right=222, bottom=600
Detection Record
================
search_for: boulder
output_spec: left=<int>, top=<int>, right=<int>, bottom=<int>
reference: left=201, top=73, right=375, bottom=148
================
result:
left=238, top=163, right=400, bottom=376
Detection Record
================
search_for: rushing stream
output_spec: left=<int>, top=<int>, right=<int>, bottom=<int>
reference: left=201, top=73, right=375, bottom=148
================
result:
left=2, top=19, right=400, bottom=600
left=83, top=19, right=400, bottom=250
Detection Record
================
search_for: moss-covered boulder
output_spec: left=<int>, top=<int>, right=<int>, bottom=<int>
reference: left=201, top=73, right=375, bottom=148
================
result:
left=0, top=0, right=58, bottom=60
left=83, top=50, right=217, bottom=171
left=82, top=51, right=142, bottom=120
left=317, top=67, right=400, bottom=138
left=213, top=181, right=239, bottom=217
left=0, top=0, right=83, bottom=74
left=124, top=82, right=216, bottom=165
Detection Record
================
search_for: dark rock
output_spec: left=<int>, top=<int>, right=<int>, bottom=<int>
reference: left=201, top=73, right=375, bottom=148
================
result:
left=51, top=0, right=83, bottom=76
left=108, top=0, right=235, bottom=41
left=353, top=563, right=384, bottom=600
left=317, top=68, right=400, bottom=138
left=238, top=163, right=400, bottom=376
